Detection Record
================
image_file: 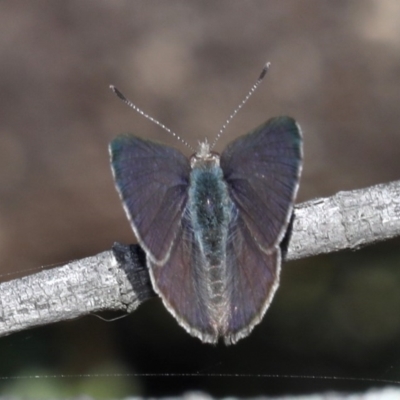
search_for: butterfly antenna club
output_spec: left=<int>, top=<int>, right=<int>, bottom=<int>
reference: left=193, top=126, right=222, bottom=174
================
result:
left=210, top=62, right=271, bottom=150
left=110, top=85, right=194, bottom=152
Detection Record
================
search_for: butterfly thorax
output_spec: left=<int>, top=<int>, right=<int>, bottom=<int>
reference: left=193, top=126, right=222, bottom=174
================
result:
left=188, top=149, right=233, bottom=308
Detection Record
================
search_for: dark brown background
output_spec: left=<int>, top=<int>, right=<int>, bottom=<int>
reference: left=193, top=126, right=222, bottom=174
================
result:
left=1, top=1, right=400, bottom=398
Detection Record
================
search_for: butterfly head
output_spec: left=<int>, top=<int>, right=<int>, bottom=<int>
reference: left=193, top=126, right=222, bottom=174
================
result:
left=190, top=140, right=220, bottom=169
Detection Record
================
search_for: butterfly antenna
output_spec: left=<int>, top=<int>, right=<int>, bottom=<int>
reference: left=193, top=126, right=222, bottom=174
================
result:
left=210, top=62, right=271, bottom=150
left=110, top=85, right=195, bottom=152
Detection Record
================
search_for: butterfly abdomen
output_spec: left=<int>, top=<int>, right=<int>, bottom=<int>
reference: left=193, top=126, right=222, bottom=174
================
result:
left=188, top=160, right=234, bottom=331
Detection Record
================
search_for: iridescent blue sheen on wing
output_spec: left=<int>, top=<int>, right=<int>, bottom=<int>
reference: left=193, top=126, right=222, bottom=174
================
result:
left=110, top=135, right=190, bottom=264
left=220, top=116, right=302, bottom=251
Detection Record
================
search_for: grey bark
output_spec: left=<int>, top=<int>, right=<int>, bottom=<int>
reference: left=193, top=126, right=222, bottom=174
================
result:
left=0, top=179, right=399, bottom=338
left=288, top=179, right=400, bottom=259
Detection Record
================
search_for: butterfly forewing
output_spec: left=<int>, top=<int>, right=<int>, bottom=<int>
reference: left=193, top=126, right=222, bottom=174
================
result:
left=220, top=116, right=302, bottom=251
left=110, top=135, right=190, bottom=264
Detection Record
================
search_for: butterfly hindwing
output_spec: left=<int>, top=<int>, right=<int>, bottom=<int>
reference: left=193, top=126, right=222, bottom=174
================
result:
left=223, top=214, right=280, bottom=344
left=110, top=135, right=190, bottom=264
left=148, top=211, right=218, bottom=343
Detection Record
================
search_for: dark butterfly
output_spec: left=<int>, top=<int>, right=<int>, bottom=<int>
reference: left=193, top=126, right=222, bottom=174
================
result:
left=109, top=66, right=302, bottom=344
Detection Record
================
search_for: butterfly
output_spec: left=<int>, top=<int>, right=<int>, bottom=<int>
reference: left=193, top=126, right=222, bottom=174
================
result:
left=109, top=64, right=303, bottom=344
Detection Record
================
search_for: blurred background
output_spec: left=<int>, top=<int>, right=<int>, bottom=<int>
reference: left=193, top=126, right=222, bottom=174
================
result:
left=1, top=0, right=400, bottom=398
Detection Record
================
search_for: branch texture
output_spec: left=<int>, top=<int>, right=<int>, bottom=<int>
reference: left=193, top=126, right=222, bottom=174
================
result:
left=288, top=180, right=400, bottom=260
left=0, top=180, right=399, bottom=337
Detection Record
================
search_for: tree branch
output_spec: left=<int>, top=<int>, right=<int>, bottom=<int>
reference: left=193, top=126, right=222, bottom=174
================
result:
left=1, top=180, right=399, bottom=337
